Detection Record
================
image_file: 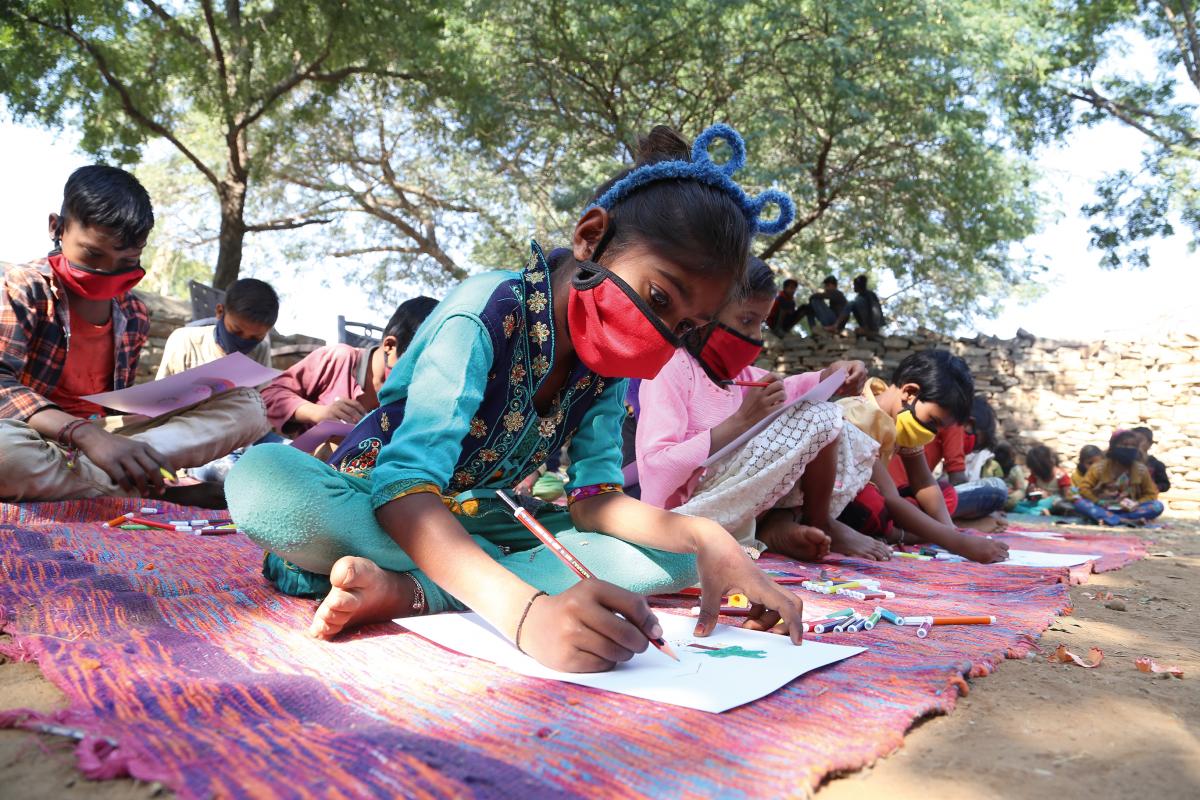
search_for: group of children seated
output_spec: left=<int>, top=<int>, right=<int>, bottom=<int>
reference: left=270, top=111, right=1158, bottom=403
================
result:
left=0, top=126, right=1168, bottom=673
left=990, top=428, right=1167, bottom=527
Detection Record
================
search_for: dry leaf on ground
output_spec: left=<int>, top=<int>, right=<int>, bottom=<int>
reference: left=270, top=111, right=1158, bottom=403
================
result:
left=1048, top=644, right=1104, bottom=668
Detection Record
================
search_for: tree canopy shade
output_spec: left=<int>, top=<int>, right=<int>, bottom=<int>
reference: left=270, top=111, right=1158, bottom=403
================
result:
left=443, top=0, right=1048, bottom=328
left=0, top=0, right=447, bottom=288
left=1048, top=0, right=1200, bottom=268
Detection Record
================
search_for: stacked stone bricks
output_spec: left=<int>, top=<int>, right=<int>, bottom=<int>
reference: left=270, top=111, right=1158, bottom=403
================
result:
left=763, top=329, right=1200, bottom=515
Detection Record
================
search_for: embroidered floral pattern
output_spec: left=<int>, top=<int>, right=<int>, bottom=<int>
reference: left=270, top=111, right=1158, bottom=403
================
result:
left=480, top=448, right=500, bottom=462
left=379, top=412, right=390, bottom=432
left=529, top=321, right=550, bottom=345
left=502, top=313, right=518, bottom=338
left=503, top=410, right=525, bottom=432
left=510, top=362, right=527, bottom=383
left=469, top=417, right=488, bottom=438
left=532, top=354, right=550, bottom=377
left=527, top=269, right=545, bottom=284
left=337, top=437, right=382, bottom=477
left=527, top=290, right=548, bottom=314
left=452, top=470, right=475, bottom=489
left=538, top=417, right=557, bottom=438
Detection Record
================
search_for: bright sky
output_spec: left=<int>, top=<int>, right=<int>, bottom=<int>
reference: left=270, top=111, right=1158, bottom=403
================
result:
left=0, top=104, right=1193, bottom=343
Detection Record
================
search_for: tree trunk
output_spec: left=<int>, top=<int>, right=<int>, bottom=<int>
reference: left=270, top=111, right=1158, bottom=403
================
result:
left=211, top=179, right=247, bottom=289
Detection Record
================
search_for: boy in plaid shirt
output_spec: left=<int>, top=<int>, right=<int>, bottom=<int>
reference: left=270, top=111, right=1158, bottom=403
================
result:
left=0, top=166, right=269, bottom=502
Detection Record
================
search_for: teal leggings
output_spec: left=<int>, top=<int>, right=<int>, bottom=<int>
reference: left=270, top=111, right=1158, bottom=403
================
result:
left=225, top=444, right=698, bottom=613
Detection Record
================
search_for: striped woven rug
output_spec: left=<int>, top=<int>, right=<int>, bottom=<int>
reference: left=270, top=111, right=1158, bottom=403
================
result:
left=0, top=499, right=1144, bottom=798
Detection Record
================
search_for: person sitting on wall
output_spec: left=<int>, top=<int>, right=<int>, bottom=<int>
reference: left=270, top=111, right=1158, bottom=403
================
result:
left=831, top=275, right=885, bottom=335
left=804, top=275, right=848, bottom=332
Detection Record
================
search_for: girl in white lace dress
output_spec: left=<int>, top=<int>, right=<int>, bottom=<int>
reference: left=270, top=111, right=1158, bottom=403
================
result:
left=636, top=259, right=891, bottom=561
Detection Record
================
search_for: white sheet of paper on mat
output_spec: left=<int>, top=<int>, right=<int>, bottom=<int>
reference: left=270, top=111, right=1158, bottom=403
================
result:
left=1000, top=549, right=1101, bottom=568
left=702, top=368, right=846, bottom=468
left=399, top=611, right=864, bottom=713
left=1010, top=530, right=1067, bottom=541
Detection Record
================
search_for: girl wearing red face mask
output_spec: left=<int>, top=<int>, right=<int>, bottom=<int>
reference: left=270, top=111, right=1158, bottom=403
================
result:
left=636, top=258, right=892, bottom=564
left=228, top=124, right=819, bottom=673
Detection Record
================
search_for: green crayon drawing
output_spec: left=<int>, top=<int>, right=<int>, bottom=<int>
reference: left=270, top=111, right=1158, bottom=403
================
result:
left=687, top=643, right=767, bottom=659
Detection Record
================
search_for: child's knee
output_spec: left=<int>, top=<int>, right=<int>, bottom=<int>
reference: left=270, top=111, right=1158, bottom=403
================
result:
left=561, top=531, right=698, bottom=594
left=227, top=444, right=341, bottom=551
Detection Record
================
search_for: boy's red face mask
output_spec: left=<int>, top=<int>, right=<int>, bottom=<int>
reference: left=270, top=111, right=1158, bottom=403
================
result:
left=567, top=262, right=680, bottom=379
left=690, top=321, right=764, bottom=383
left=48, top=251, right=144, bottom=301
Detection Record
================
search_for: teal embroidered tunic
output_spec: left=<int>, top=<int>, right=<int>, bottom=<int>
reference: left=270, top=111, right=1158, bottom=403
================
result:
left=326, top=242, right=626, bottom=514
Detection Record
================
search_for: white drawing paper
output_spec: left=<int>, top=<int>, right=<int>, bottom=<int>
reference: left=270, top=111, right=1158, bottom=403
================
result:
left=1008, top=530, right=1067, bottom=541
left=702, top=369, right=847, bottom=468
left=1000, top=549, right=1102, bottom=568
left=399, top=611, right=864, bottom=713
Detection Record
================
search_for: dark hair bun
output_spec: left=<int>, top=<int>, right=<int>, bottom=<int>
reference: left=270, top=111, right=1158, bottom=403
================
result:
left=635, top=126, right=690, bottom=166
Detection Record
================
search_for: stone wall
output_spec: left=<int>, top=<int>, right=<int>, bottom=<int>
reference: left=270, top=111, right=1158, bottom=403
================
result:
left=763, top=329, right=1200, bottom=514
left=134, top=289, right=325, bottom=381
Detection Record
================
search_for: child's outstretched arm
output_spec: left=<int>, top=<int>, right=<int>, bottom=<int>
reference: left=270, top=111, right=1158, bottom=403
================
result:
left=569, top=492, right=805, bottom=641
left=873, top=462, right=1009, bottom=563
left=899, top=449, right=956, bottom=527
left=379, top=492, right=662, bottom=673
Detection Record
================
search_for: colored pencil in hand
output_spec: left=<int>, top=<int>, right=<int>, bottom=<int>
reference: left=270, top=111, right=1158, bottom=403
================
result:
left=495, top=490, right=679, bottom=661
left=718, top=379, right=772, bottom=388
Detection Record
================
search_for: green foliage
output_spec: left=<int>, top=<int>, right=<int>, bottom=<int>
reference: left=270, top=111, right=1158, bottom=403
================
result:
left=1048, top=0, right=1200, bottom=268
left=0, top=0, right=450, bottom=286
left=448, top=0, right=1047, bottom=329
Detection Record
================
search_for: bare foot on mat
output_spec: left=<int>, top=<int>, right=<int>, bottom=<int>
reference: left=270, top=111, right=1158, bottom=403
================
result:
left=827, top=520, right=892, bottom=561
left=757, top=509, right=831, bottom=561
left=309, top=556, right=417, bottom=639
left=959, top=512, right=1007, bottom=533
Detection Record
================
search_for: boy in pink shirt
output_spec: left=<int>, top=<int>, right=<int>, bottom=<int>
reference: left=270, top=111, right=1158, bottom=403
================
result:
left=637, top=259, right=888, bottom=562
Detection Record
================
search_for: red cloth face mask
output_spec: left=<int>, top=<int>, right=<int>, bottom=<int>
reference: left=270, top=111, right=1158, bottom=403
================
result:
left=691, top=321, right=764, bottom=383
left=49, top=251, right=144, bottom=301
left=963, top=432, right=977, bottom=453
left=567, top=262, right=680, bottom=379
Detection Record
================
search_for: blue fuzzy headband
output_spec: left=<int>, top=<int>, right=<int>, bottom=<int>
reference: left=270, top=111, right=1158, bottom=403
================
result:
left=588, top=123, right=795, bottom=236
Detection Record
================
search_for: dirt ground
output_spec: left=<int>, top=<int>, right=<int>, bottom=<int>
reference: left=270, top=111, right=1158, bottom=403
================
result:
left=2, top=520, right=1198, bottom=799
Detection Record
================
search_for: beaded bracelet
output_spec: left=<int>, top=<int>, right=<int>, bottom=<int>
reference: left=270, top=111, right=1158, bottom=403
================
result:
left=407, top=573, right=426, bottom=615
left=56, top=418, right=90, bottom=447
left=514, top=590, right=548, bottom=655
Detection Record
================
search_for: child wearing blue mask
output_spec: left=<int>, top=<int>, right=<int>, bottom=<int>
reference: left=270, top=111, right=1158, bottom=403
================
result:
left=156, top=278, right=279, bottom=377
left=227, top=124, right=809, bottom=673
left=1074, top=430, right=1163, bottom=525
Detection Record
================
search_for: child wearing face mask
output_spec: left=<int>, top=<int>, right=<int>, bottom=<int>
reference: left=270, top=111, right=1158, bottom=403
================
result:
left=636, top=257, right=887, bottom=562
left=261, top=296, right=439, bottom=438
left=156, top=278, right=279, bottom=378
left=0, top=166, right=269, bottom=502
left=1073, top=430, right=1163, bottom=525
left=226, top=124, right=812, bottom=673
left=834, top=350, right=1011, bottom=563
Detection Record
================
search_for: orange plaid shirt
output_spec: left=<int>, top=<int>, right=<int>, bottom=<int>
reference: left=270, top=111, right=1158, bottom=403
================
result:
left=0, top=258, right=148, bottom=420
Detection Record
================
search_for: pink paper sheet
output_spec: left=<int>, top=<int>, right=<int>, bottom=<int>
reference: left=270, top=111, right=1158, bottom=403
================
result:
left=83, top=353, right=281, bottom=418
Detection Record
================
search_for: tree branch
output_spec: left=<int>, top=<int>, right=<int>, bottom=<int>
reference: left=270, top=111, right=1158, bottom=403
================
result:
left=17, top=7, right=220, bottom=187
left=199, top=0, right=235, bottom=131
left=138, top=0, right=207, bottom=50
left=244, top=216, right=332, bottom=233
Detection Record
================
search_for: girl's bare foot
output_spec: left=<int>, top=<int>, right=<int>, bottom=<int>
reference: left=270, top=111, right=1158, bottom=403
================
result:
left=959, top=512, right=1007, bottom=533
left=827, top=519, right=892, bottom=561
left=309, top=556, right=417, bottom=639
left=757, top=509, right=831, bottom=561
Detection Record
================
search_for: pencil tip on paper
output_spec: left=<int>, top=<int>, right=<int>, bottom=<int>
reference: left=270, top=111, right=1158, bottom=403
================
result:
left=656, top=639, right=680, bottom=661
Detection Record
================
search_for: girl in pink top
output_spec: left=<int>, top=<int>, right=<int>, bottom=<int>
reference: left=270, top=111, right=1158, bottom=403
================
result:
left=637, top=259, right=889, bottom=561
